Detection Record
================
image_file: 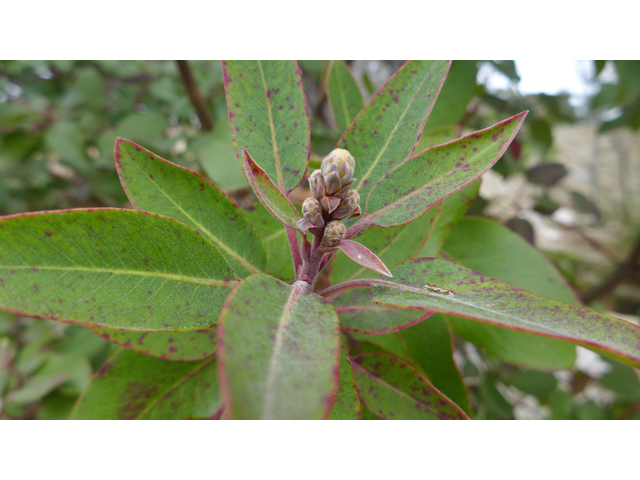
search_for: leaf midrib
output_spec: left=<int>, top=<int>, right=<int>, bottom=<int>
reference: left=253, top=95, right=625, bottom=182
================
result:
left=262, top=282, right=303, bottom=418
left=354, top=68, right=433, bottom=193
left=258, top=61, right=285, bottom=191
left=1, top=265, right=235, bottom=288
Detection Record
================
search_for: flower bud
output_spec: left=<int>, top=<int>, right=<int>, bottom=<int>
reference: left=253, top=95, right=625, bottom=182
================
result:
left=322, top=220, right=346, bottom=247
left=308, top=170, right=326, bottom=200
left=332, top=190, right=360, bottom=220
left=321, top=148, right=355, bottom=195
left=302, top=197, right=324, bottom=228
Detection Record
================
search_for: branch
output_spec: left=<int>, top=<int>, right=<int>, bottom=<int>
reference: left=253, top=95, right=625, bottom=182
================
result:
left=581, top=231, right=640, bottom=304
left=176, top=60, right=214, bottom=131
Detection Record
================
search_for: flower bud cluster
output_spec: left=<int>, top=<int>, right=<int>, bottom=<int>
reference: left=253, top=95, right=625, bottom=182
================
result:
left=296, top=148, right=362, bottom=248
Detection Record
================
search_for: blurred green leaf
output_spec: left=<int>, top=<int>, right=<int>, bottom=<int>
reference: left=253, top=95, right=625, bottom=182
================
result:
left=74, top=68, right=106, bottom=109
left=424, top=60, right=478, bottom=130
left=511, top=370, right=557, bottom=398
left=613, top=61, right=640, bottom=105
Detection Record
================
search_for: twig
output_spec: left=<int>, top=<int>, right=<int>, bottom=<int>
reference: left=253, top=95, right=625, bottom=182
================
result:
left=176, top=60, right=214, bottom=131
left=581, top=232, right=640, bottom=304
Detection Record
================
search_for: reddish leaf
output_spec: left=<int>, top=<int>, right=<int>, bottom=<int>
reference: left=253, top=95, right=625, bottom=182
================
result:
left=338, top=240, right=392, bottom=277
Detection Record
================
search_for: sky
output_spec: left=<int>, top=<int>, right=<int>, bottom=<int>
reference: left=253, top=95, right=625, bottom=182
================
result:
left=478, top=60, right=616, bottom=108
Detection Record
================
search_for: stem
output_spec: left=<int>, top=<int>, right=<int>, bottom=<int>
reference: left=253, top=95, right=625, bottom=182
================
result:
left=176, top=60, right=214, bottom=131
left=318, top=278, right=389, bottom=299
left=346, top=215, right=373, bottom=240
left=580, top=232, right=640, bottom=304
left=286, top=226, right=303, bottom=277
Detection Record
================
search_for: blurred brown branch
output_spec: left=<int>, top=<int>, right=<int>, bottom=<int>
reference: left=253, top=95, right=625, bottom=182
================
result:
left=176, top=60, right=214, bottom=131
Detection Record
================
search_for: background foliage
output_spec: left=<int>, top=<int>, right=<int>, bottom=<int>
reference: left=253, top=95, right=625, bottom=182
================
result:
left=1, top=60, right=639, bottom=419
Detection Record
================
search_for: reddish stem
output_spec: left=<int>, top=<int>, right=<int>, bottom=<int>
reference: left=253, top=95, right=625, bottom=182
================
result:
left=286, top=226, right=303, bottom=277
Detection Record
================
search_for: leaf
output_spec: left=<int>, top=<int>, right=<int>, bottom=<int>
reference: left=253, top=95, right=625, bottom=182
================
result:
left=0, top=209, right=237, bottom=331
left=338, top=61, right=451, bottom=203
left=444, top=218, right=578, bottom=370
left=195, top=124, right=248, bottom=191
left=530, top=118, right=553, bottom=152
left=241, top=149, right=299, bottom=229
left=505, top=217, right=535, bottom=245
left=4, top=373, right=69, bottom=406
left=398, top=314, right=471, bottom=415
left=423, top=61, right=478, bottom=130
left=116, top=138, right=266, bottom=278
left=370, top=258, right=640, bottom=369
left=361, top=112, right=527, bottom=229
left=338, top=240, right=392, bottom=277
left=526, top=163, right=567, bottom=187
left=326, top=61, right=365, bottom=134
left=329, top=288, right=431, bottom=334
left=37, top=353, right=92, bottom=394
left=242, top=202, right=295, bottom=281
left=328, top=344, right=360, bottom=420
left=71, top=348, right=220, bottom=419
left=223, top=60, right=310, bottom=193
left=417, top=180, right=480, bottom=257
left=218, top=275, right=340, bottom=419
left=90, top=328, right=216, bottom=361
left=613, top=61, right=640, bottom=105
left=351, top=353, right=469, bottom=420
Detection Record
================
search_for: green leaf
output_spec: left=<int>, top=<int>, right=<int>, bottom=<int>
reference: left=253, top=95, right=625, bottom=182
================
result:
left=44, top=121, right=88, bottom=172
left=444, top=218, right=577, bottom=370
left=361, top=112, right=527, bottom=228
left=599, top=361, right=640, bottom=401
left=330, top=287, right=431, bottom=334
left=423, top=60, right=478, bottom=130
left=328, top=344, right=360, bottom=420
left=370, top=258, right=640, bottom=369
left=339, top=61, right=451, bottom=203
left=0, top=209, right=237, bottom=331
left=242, top=202, right=295, bottom=281
left=223, top=60, right=310, bottom=192
left=37, top=353, right=92, bottom=394
left=613, top=61, right=640, bottom=105
left=511, top=370, right=557, bottom=398
left=90, top=328, right=216, bottom=361
left=116, top=112, right=166, bottom=140
left=115, top=138, right=266, bottom=278
left=196, top=125, right=248, bottom=191
left=241, top=149, right=299, bottom=229
left=417, top=180, right=480, bottom=257
left=326, top=61, right=365, bottom=134
left=4, top=373, right=69, bottom=405
left=218, top=275, right=340, bottom=419
left=71, top=348, right=220, bottom=419
left=398, top=314, right=471, bottom=415
left=351, top=353, right=469, bottom=420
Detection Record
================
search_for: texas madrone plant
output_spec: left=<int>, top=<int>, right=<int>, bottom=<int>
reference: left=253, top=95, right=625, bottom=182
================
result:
left=1, top=60, right=639, bottom=420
